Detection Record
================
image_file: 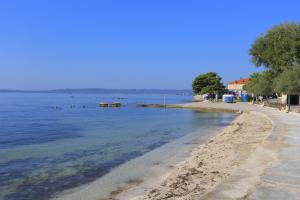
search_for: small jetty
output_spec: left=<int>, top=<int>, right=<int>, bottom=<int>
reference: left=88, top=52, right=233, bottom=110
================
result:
left=99, top=102, right=122, bottom=107
left=137, top=103, right=239, bottom=113
left=138, top=104, right=167, bottom=108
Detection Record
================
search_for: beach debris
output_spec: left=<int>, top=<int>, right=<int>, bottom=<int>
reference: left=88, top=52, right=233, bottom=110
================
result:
left=188, top=168, right=203, bottom=175
left=198, top=161, right=204, bottom=167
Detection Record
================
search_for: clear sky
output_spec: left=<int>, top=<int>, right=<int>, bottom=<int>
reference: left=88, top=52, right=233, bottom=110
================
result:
left=0, top=0, right=299, bottom=90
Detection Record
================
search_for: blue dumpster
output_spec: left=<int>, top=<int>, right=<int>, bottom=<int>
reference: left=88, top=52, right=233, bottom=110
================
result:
left=242, top=94, right=248, bottom=102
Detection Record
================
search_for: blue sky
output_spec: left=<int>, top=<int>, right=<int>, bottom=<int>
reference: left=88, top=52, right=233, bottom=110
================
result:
left=0, top=0, right=299, bottom=90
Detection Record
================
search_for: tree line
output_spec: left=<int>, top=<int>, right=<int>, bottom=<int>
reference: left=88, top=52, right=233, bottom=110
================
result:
left=192, top=22, right=300, bottom=107
left=244, top=22, right=300, bottom=103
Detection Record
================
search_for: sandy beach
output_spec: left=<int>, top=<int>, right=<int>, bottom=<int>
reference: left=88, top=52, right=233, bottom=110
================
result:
left=112, top=102, right=300, bottom=200
left=113, top=109, right=272, bottom=199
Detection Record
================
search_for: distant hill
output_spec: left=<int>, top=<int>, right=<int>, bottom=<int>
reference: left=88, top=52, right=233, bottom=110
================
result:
left=0, top=88, right=192, bottom=95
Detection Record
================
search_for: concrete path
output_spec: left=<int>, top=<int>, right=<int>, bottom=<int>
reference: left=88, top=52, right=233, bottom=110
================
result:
left=176, top=102, right=300, bottom=200
left=249, top=110, right=300, bottom=200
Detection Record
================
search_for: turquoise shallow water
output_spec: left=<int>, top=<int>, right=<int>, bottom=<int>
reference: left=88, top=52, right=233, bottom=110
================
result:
left=0, top=92, right=236, bottom=200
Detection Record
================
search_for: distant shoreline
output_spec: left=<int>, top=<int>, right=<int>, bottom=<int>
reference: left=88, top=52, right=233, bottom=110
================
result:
left=0, top=88, right=192, bottom=95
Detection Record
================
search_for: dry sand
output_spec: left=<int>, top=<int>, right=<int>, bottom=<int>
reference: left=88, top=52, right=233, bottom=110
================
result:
left=113, top=111, right=272, bottom=200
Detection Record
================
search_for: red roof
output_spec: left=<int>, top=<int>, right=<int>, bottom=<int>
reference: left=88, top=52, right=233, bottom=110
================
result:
left=228, top=78, right=249, bottom=85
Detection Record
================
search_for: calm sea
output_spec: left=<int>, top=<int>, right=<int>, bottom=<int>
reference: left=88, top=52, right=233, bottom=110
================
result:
left=0, top=92, right=236, bottom=200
